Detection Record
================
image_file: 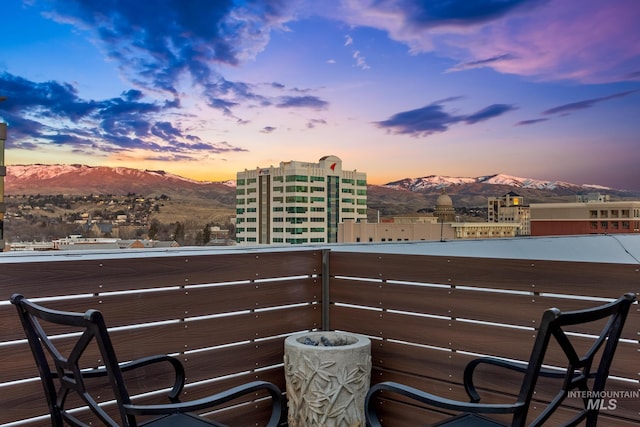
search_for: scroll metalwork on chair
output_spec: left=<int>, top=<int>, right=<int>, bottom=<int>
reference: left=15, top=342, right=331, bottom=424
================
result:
left=11, top=294, right=284, bottom=427
left=365, top=292, right=636, bottom=427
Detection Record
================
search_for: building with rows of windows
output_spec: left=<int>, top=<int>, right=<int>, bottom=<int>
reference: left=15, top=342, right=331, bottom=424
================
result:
left=530, top=194, right=640, bottom=236
left=235, top=155, right=367, bottom=245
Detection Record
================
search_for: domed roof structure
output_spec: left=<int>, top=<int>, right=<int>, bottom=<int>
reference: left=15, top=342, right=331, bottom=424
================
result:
left=434, top=189, right=455, bottom=222
left=436, top=192, right=453, bottom=208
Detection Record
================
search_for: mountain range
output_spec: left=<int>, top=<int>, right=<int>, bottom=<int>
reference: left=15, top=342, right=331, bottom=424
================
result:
left=4, top=164, right=638, bottom=214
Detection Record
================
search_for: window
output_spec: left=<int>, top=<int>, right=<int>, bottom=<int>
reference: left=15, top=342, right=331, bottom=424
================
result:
left=589, top=210, right=597, bottom=218
left=273, top=237, right=284, bottom=243
left=273, top=197, right=283, bottom=202
left=247, top=218, right=256, bottom=222
left=342, top=178, right=355, bottom=184
left=273, top=207, right=283, bottom=212
left=310, top=176, right=325, bottom=182
left=287, top=206, right=307, bottom=213
left=342, top=188, right=354, bottom=194
left=247, top=178, right=257, bottom=184
left=310, top=227, right=324, bottom=232
left=621, top=210, right=630, bottom=218
left=357, top=179, right=367, bottom=186
left=247, top=227, right=257, bottom=232
left=237, top=179, right=245, bottom=185
left=285, top=196, right=308, bottom=203
left=273, top=227, right=283, bottom=233
left=247, top=198, right=256, bottom=203
left=236, top=208, right=245, bottom=214
left=590, top=222, right=597, bottom=229
left=611, top=210, right=619, bottom=218
left=310, top=217, right=324, bottom=222
left=357, top=199, right=367, bottom=205
left=236, top=189, right=245, bottom=195
left=357, top=189, right=367, bottom=196
left=601, top=221, right=608, bottom=229
left=310, top=196, right=325, bottom=202
left=273, top=176, right=283, bottom=182
left=286, top=175, right=308, bottom=182
left=310, top=186, right=325, bottom=192
left=311, top=207, right=325, bottom=212
left=286, top=185, right=308, bottom=192
left=622, top=221, right=630, bottom=229
left=236, top=198, right=245, bottom=205
left=285, top=227, right=308, bottom=234
left=273, top=217, right=283, bottom=222
left=600, top=210, right=608, bottom=218
left=247, top=208, right=256, bottom=212
left=247, top=188, right=257, bottom=194
left=273, top=186, right=283, bottom=192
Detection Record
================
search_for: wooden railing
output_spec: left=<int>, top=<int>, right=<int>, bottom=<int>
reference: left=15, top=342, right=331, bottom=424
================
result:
left=0, top=238, right=638, bottom=426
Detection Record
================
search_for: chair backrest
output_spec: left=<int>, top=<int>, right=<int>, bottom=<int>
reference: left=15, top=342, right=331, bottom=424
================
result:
left=515, top=292, right=636, bottom=427
left=11, top=294, right=134, bottom=427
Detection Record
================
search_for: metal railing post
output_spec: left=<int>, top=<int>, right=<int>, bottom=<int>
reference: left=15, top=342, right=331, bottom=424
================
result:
left=322, top=249, right=331, bottom=331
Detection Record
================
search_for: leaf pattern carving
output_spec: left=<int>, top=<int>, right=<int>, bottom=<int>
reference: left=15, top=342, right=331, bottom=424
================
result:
left=285, top=347, right=372, bottom=427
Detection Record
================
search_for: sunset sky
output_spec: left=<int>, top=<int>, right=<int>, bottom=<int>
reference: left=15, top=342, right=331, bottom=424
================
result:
left=1, top=0, right=639, bottom=190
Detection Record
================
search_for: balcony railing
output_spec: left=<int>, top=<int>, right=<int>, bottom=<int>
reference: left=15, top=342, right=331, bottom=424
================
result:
left=1, top=235, right=639, bottom=426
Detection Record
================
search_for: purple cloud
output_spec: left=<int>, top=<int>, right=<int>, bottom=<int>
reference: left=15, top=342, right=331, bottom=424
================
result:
left=0, top=71, right=246, bottom=158
left=542, top=90, right=638, bottom=115
left=464, top=104, right=518, bottom=124
left=375, top=98, right=516, bottom=136
left=276, top=96, right=329, bottom=110
left=515, top=118, right=550, bottom=126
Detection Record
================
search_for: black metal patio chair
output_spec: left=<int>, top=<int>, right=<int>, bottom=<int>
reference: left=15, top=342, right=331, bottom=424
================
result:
left=365, top=292, right=636, bottom=427
left=11, top=294, right=284, bottom=427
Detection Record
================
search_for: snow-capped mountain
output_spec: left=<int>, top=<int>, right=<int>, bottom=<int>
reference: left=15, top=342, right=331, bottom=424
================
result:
left=385, top=173, right=613, bottom=192
left=5, top=164, right=236, bottom=197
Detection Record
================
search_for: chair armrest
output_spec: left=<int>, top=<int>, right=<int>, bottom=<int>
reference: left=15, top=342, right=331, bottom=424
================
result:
left=124, top=380, right=283, bottom=427
left=82, top=355, right=186, bottom=402
left=463, top=357, right=570, bottom=403
left=365, top=381, right=523, bottom=427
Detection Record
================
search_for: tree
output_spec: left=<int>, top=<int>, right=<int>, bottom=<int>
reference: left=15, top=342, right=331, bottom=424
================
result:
left=173, top=222, right=185, bottom=244
left=148, top=220, right=159, bottom=240
left=202, top=224, right=211, bottom=245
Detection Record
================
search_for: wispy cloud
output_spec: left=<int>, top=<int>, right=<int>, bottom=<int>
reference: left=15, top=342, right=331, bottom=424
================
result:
left=542, top=90, right=638, bottom=115
left=464, top=104, right=518, bottom=124
left=276, top=95, right=329, bottom=110
left=375, top=98, right=516, bottom=137
left=344, top=34, right=370, bottom=70
left=447, top=54, right=516, bottom=73
left=515, top=118, right=550, bottom=126
left=41, top=0, right=305, bottom=113
left=330, top=0, right=639, bottom=83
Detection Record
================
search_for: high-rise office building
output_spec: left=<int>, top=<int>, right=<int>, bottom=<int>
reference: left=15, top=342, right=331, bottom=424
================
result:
left=235, top=155, right=367, bottom=245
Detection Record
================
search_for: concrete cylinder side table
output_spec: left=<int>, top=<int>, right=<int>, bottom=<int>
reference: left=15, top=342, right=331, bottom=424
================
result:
left=284, top=331, right=372, bottom=427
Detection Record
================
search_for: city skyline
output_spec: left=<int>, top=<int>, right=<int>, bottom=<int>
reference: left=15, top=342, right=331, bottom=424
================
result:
left=1, top=0, right=639, bottom=190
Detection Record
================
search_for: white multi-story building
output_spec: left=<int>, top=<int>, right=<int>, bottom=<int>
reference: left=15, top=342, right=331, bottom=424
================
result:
left=236, top=155, right=367, bottom=245
left=487, top=192, right=530, bottom=235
